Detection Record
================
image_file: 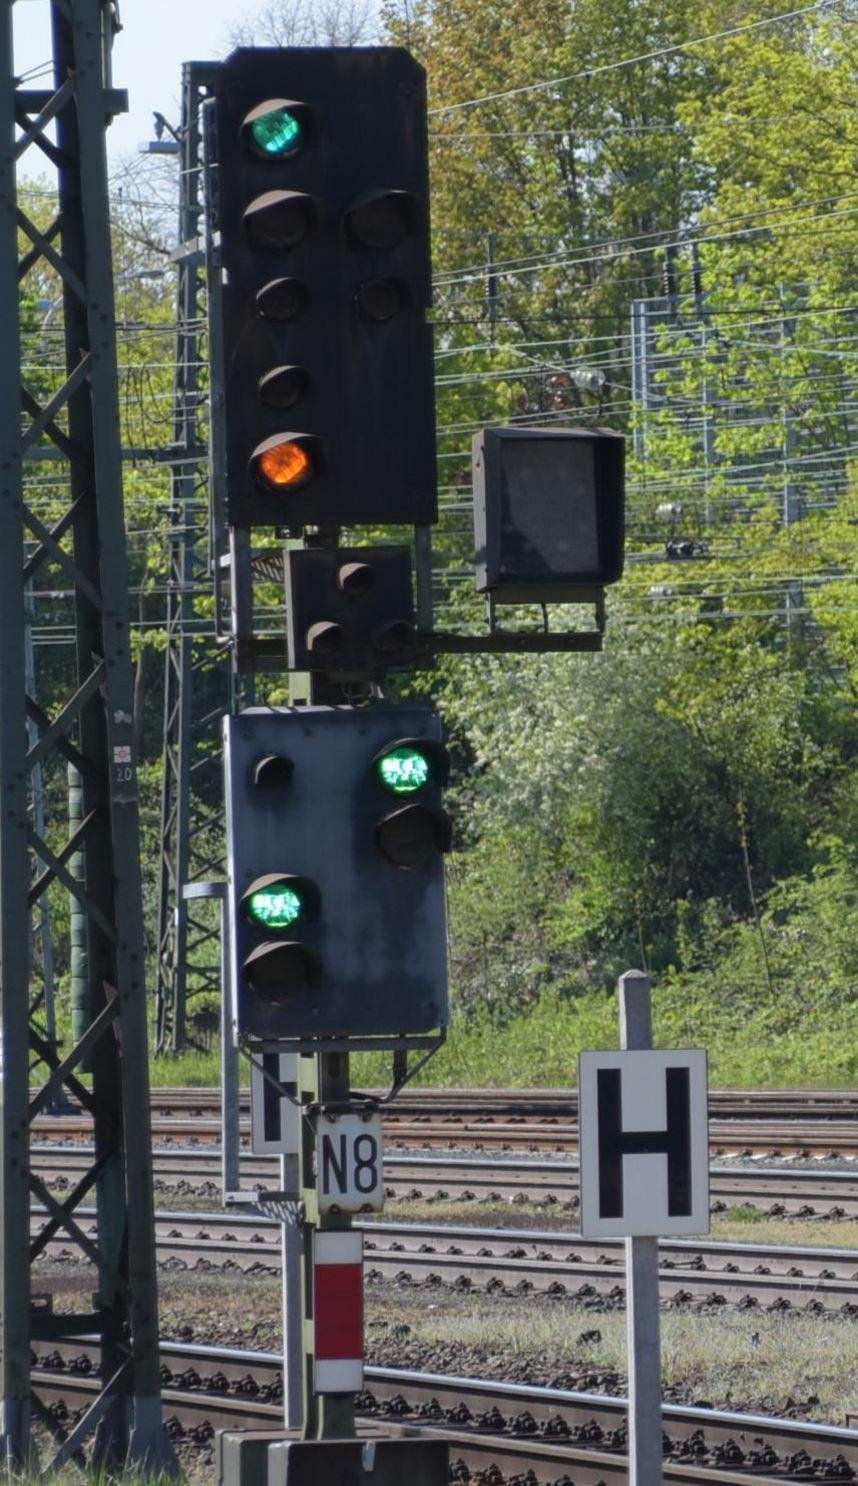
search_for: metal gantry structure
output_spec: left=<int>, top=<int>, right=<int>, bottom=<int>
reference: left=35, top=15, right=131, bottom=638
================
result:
left=0, top=0, right=172, bottom=1468
left=629, top=281, right=858, bottom=521
left=155, top=62, right=229, bottom=1054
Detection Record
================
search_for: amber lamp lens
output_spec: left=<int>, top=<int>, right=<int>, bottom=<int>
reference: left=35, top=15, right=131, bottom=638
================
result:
left=257, top=440, right=313, bottom=490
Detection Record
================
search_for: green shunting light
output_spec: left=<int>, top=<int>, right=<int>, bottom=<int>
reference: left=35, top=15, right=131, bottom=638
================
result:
left=251, top=106, right=303, bottom=157
left=246, top=883, right=303, bottom=930
left=377, top=745, right=431, bottom=796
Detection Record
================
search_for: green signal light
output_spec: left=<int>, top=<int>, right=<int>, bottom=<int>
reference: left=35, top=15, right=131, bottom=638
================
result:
left=250, top=107, right=303, bottom=157
left=246, top=884, right=303, bottom=930
left=377, top=746, right=431, bottom=796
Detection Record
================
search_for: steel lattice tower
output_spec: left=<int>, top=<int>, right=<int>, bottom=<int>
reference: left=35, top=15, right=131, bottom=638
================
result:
left=0, top=0, right=172, bottom=1467
left=155, top=62, right=228, bottom=1053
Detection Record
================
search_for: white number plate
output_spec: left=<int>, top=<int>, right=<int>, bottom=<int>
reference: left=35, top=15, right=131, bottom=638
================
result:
left=316, top=1112, right=384, bottom=1214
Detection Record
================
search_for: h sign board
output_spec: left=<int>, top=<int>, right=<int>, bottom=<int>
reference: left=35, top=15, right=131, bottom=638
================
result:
left=249, top=1050, right=299, bottom=1156
left=316, top=1112, right=384, bottom=1214
left=578, top=1050, right=709, bottom=1237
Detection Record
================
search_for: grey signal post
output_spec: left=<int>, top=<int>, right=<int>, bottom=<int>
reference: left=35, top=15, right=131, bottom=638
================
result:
left=619, top=969, right=664, bottom=1486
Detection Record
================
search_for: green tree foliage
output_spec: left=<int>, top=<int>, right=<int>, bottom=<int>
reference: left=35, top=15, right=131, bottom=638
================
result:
left=438, top=602, right=844, bottom=1002
left=679, top=5, right=857, bottom=297
left=376, top=0, right=858, bottom=1037
left=21, top=3, right=855, bottom=1071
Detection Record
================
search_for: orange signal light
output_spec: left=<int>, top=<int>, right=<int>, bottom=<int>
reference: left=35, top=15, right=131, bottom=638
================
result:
left=255, top=437, right=313, bottom=492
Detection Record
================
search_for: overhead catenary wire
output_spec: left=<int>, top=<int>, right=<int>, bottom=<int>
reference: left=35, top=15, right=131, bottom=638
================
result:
left=427, top=0, right=845, bottom=117
left=433, top=205, right=858, bottom=292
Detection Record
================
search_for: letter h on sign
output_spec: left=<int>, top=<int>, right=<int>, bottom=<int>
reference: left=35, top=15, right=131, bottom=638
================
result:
left=597, top=1066, right=691, bottom=1219
left=578, top=1050, right=709, bottom=1238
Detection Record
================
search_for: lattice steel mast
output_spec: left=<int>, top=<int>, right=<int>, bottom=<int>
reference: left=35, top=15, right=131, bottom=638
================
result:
left=155, top=61, right=227, bottom=1053
left=0, top=0, right=172, bottom=1467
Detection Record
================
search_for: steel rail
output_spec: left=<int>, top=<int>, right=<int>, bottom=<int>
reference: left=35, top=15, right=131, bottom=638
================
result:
left=31, top=1111, right=858, bottom=1157
left=139, top=1086, right=858, bottom=1121
left=33, top=1208, right=858, bottom=1311
left=30, top=1340, right=858, bottom=1483
left=32, top=1146, right=858, bottom=1215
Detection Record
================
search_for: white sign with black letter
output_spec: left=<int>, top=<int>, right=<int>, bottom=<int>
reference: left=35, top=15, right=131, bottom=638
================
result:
left=578, top=1049, right=709, bottom=1238
left=250, top=1051, right=300, bottom=1155
left=316, top=1112, right=384, bottom=1214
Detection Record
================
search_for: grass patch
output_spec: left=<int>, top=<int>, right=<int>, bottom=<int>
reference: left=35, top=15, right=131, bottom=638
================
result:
left=147, top=984, right=858, bottom=1090
left=151, top=1269, right=858, bottom=1425
left=348, top=988, right=858, bottom=1089
left=149, top=1048, right=224, bottom=1087
left=377, top=1291, right=858, bottom=1423
left=719, top=1203, right=768, bottom=1224
left=707, top=1214, right=858, bottom=1247
left=9, top=1474, right=175, bottom=1486
left=374, top=1203, right=858, bottom=1249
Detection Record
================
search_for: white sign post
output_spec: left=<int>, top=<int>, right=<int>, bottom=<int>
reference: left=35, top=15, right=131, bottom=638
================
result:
left=247, top=1048, right=302, bottom=1430
left=578, top=970, right=710, bottom=1486
left=316, top=1112, right=384, bottom=1214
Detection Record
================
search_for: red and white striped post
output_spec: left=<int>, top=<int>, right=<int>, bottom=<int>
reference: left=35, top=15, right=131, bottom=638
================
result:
left=313, top=1231, right=364, bottom=1395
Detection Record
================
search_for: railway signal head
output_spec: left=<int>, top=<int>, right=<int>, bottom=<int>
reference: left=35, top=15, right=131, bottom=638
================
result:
left=373, top=737, right=451, bottom=869
left=212, top=48, right=437, bottom=531
left=284, top=545, right=416, bottom=674
left=223, top=706, right=449, bottom=1044
left=472, top=427, right=625, bottom=601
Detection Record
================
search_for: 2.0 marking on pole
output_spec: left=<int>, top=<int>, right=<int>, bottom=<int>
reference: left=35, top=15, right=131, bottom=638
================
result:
left=316, top=1111, right=384, bottom=1213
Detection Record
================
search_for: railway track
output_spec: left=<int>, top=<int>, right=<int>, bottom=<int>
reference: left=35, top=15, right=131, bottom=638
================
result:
left=34, top=1080, right=858, bottom=1159
left=33, top=1112, right=858, bottom=1157
left=32, top=1145, right=858, bottom=1216
left=141, top=1086, right=858, bottom=1122
left=36, top=1207, right=858, bottom=1311
left=31, top=1338, right=858, bottom=1483
left=362, top=1219, right=858, bottom=1310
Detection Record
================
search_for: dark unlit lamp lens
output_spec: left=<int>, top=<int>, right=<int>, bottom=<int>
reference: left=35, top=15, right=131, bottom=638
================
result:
left=346, top=191, right=415, bottom=250
left=244, top=190, right=317, bottom=252
left=259, top=365, right=308, bottom=410
left=337, top=561, right=375, bottom=595
left=375, top=620, right=414, bottom=656
left=252, top=754, right=294, bottom=789
left=355, top=279, right=405, bottom=322
left=256, top=278, right=307, bottom=322
left=245, top=940, right=320, bottom=995
left=306, top=621, right=344, bottom=656
left=376, top=802, right=452, bottom=868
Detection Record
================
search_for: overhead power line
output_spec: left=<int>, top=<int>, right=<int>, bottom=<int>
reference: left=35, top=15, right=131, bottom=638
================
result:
left=429, top=0, right=842, bottom=117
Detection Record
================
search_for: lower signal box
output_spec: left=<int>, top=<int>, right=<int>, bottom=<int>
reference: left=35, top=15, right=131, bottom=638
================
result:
left=284, top=545, right=415, bottom=672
